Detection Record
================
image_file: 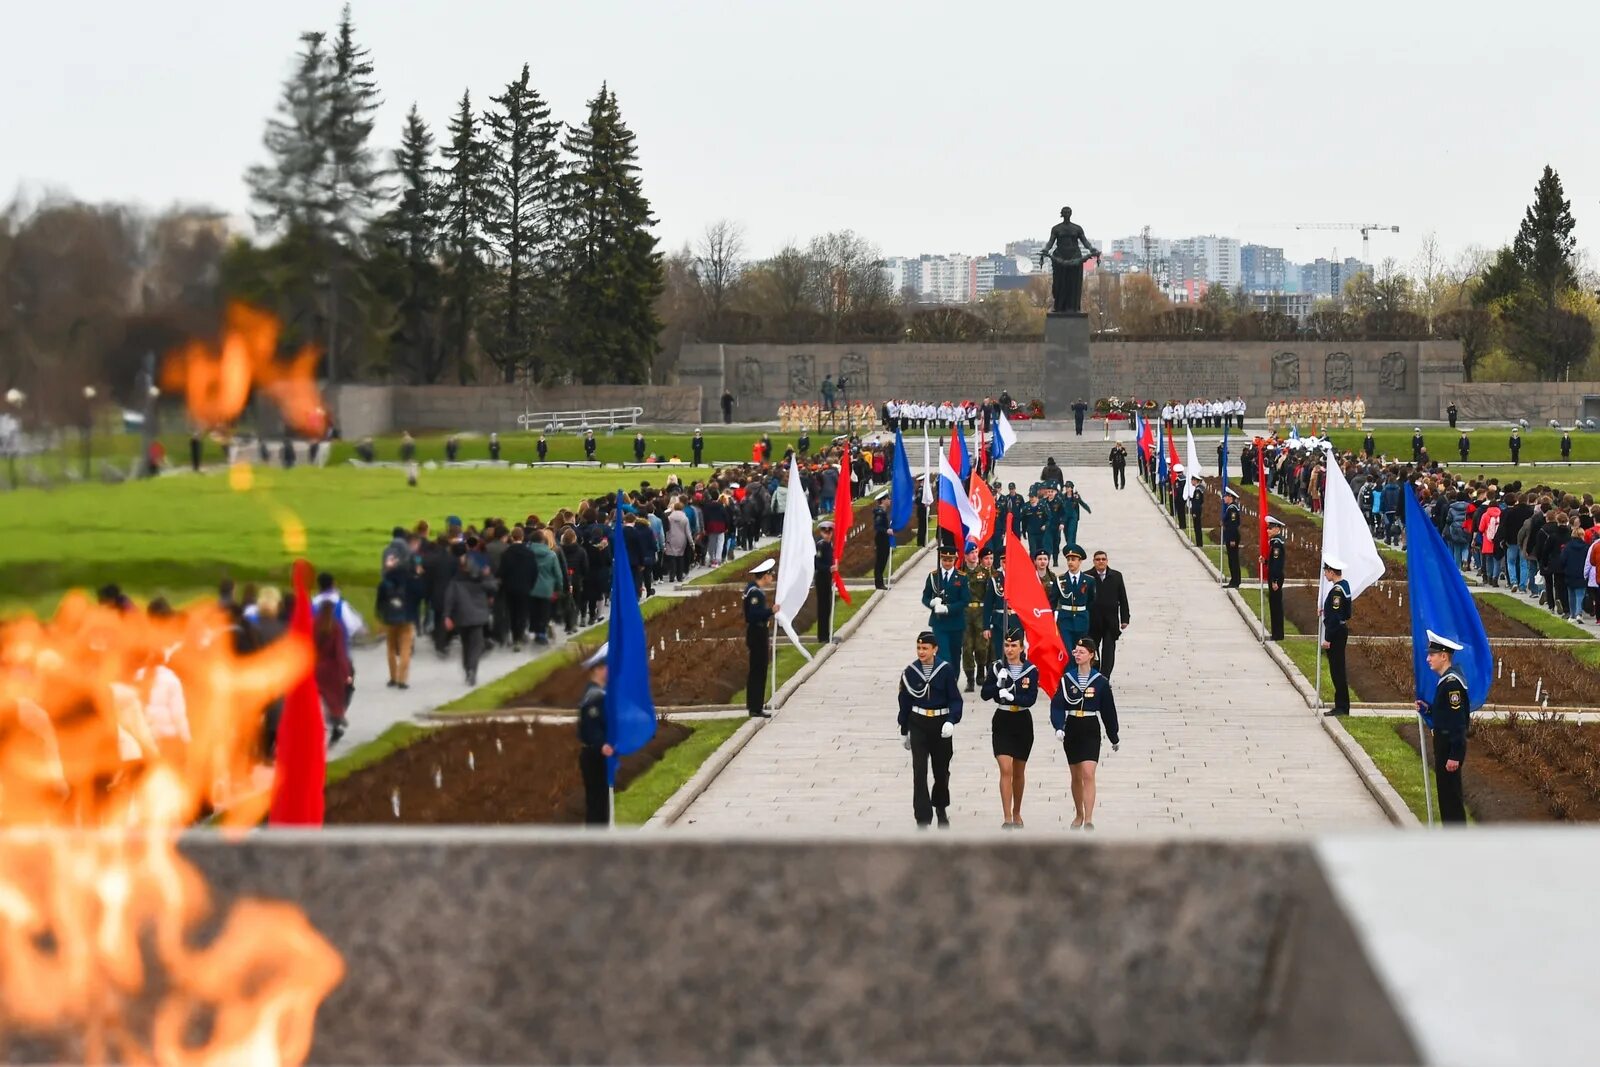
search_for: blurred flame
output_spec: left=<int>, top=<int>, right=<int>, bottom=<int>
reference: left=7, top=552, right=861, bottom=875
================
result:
left=227, top=463, right=254, bottom=493
left=0, top=596, right=343, bottom=1064
left=160, top=303, right=328, bottom=437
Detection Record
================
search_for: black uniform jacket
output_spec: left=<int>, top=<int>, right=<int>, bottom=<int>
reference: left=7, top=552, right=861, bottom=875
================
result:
left=980, top=660, right=1040, bottom=709
left=1049, top=669, right=1120, bottom=744
left=897, top=660, right=964, bottom=732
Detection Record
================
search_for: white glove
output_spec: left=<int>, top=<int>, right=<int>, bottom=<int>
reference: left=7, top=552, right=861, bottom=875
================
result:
left=933, top=602, right=949, bottom=616
left=997, top=687, right=1015, bottom=703
left=1056, top=729, right=1066, bottom=740
left=940, top=722, right=954, bottom=739
left=902, top=736, right=912, bottom=751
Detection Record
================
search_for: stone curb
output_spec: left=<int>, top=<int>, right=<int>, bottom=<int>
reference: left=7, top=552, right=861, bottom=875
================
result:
left=1320, top=715, right=1421, bottom=826
left=648, top=539, right=935, bottom=827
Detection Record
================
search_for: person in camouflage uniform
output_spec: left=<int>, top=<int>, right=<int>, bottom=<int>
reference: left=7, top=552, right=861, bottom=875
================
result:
left=961, top=543, right=993, bottom=692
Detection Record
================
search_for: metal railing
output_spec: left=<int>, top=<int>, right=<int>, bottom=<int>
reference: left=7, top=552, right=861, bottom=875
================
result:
left=517, top=406, right=645, bottom=434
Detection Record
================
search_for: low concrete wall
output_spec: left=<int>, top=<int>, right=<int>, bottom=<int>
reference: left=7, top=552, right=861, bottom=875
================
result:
left=146, top=833, right=1422, bottom=1065
left=329, top=385, right=703, bottom=438
left=1445, top=381, right=1600, bottom=423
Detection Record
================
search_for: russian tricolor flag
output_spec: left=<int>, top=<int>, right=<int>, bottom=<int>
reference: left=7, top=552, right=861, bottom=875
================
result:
left=938, top=431, right=983, bottom=548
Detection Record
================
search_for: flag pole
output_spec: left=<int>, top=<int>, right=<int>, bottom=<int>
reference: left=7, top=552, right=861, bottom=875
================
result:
left=1314, top=617, right=1324, bottom=710
left=1416, top=712, right=1436, bottom=826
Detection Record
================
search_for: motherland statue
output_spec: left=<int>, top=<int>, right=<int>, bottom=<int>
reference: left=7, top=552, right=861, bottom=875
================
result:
left=1038, top=206, right=1101, bottom=315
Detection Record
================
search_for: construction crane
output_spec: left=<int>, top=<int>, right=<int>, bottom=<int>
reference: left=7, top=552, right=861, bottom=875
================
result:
left=1294, top=223, right=1400, bottom=264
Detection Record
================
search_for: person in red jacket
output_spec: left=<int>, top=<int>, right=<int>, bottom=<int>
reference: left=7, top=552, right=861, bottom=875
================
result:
left=1477, top=494, right=1504, bottom=587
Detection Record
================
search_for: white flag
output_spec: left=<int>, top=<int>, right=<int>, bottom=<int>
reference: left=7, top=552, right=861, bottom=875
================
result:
left=921, top=427, right=934, bottom=505
left=1318, top=442, right=1385, bottom=604
left=774, top=455, right=815, bottom=660
left=1184, top=424, right=1204, bottom=500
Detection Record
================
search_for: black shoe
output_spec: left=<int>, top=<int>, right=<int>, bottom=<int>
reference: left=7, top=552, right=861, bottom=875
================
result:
left=1323, top=709, right=1348, bottom=717
left=749, top=710, right=772, bottom=718
left=936, top=809, right=950, bottom=828
left=964, top=678, right=975, bottom=692
left=397, top=682, right=409, bottom=690
left=386, top=679, right=398, bottom=688
left=466, top=671, right=477, bottom=686
left=329, top=722, right=347, bottom=746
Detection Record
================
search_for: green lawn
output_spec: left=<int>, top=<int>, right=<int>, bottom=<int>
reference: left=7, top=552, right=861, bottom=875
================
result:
left=1279, top=634, right=1358, bottom=704
left=730, top=641, right=812, bottom=708
left=1321, top=427, right=1600, bottom=464
left=1444, top=465, right=1600, bottom=498
left=325, top=429, right=777, bottom=467
left=613, top=717, right=744, bottom=825
left=685, top=545, right=780, bottom=587
left=0, top=465, right=647, bottom=619
left=1340, top=716, right=1445, bottom=823
left=1250, top=595, right=1305, bottom=636
left=1476, top=592, right=1594, bottom=640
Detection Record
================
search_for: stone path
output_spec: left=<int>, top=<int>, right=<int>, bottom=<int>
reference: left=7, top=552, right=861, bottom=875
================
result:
left=675, top=461, right=1387, bottom=832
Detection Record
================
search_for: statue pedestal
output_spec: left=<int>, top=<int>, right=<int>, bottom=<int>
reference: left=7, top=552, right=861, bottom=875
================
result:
left=1044, top=313, right=1091, bottom=419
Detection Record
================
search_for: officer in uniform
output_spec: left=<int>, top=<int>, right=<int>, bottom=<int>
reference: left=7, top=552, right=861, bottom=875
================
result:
left=1411, top=427, right=1424, bottom=463
left=1044, top=485, right=1068, bottom=565
left=744, top=559, right=776, bottom=718
left=1562, top=431, right=1573, bottom=462
left=1172, top=464, right=1187, bottom=525
left=489, top=432, right=501, bottom=461
left=1363, top=430, right=1375, bottom=459
left=1417, top=630, right=1470, bottom=823
left=1060, top=482, right=1091, bottom=549
left=691, top=428, right=705, bottom=466
left=814, top=518, right=838, bottom=642
left=922, top=544, right=970, bottom=668
left=1447, top=401, right=1459, bottom=428
left=1053, top=544, right=1097, bottom=651
left=1320, top=557, right=1353, bottom=716
left=1109, top=443, right=1127, bottom=490
left=537, top=433, right=549, bottom=462
left=981, top=546, right=1014, bottom=667
left=1266, top=515, right=1287, bottom=640
left=1458, top=431, right=1470, bottom=463
left=872, top=498, right=891, bottom=589
left=576, top=644, right=612, bottom=825
left=1221, top=486, right=1243, bottom=587
left=1022, top=487, right=1049, bottom=560
left=445, top=435, right=460, bottom=463
left=961, top=544, right=993, bottom=692
left=1189, top=477, right=1206, bottom=547
left=897, top=630, right=963, bottom=828
left=797, top=427, right=811, bottom=457
left=1509, top=427, right=1522, bottom=466
left=584, top=429, right=598, bottom=461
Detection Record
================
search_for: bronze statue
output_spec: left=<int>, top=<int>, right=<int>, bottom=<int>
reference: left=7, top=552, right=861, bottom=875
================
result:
left=1039, top=206, right=1100, bottom=315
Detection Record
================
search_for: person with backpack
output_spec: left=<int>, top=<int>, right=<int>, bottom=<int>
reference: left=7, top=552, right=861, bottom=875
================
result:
left=375, top=555, right=423, bottom=688
left=1417, top=631, right=1470, bottom=824
left=1477, top=495, right=1503, bottom=587
left=1560, top=518, right=1589, bottom=622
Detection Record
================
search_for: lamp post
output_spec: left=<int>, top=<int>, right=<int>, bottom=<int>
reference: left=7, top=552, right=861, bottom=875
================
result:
left=81, top=385, right=96, bottom=480
left=4, top=388, right=23, bottom=489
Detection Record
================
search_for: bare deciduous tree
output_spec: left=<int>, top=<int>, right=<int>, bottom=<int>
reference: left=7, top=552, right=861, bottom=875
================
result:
left=694, top=219, right=744, bottom=332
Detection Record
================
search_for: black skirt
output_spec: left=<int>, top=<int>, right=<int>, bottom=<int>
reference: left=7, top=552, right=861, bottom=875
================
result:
left=991, top=707, right=1034, bottom=760
left=1062, top=715, right=1102, bottom=765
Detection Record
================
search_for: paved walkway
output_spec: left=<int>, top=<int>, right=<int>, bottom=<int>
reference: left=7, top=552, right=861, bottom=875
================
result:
left=675, top=462, right=1387, bottom=832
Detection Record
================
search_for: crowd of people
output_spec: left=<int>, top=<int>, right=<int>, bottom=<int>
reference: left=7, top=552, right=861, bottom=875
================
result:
left=1159, top=397, right=1248, bottom=430
left=1264, top=396, right=1367, bottom=431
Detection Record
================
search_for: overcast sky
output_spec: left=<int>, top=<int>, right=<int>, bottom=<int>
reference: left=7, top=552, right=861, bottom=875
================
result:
left=6, top=0, right=1597, bottom=270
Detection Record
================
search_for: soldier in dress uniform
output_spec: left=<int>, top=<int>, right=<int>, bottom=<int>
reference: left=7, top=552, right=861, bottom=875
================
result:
left=797, top=427, right=812, bottom=457
left=1509, top=427, right=1523, bottom=466
left=1363, top=430, right=1375, bottom=459
left=897, top=630, right=963, bottom=828
left=1221, top=486, right=1243, bottom=587
left=1053, top=545, right=1097, bottom=651
left=1042, top=485, right=1066, bottom=565
left=584, top=429, right=598, bottom=461
left=445, top=435, right=460, bottom=463
left=980, top=629, right=1039, bottom=829
left=1417, top=630, right=1470, bottom=823
left=1189, top=477, right=1206, bottom=547
left=814, top=519, right=837, bottom=643
left=1109, top=442, right=1128, bottom=490
left=1060, top=482, right=1091, bottom=549
left=873, top=498, right=891, bottom=589
left=1320, top=557, right=1353, bottom=716
left=921, top=545, right=970, bottom=669
left=744, top=559, right=776, bottom=718
left=1050, top=637, right=1120, bottom=830
left=1022, top=487, right=1049, bottom=559
left=1172, top=464, right=1187, bottom=525
left=1266, top=515, right=1287, bottom=640
left=1458, top=431, right=1471, bottom=463
left=576, top=644, right=612, bottom=825
left=981, top=546, right=1014, bottom=667
left=1447, top=401, right=1459, bottom=428
left=961, top=544, right=993, bottom=692
left=489, top=432, right=501, bottom=462
left=1032, top=548, right=1059, bottom=606
left=1411, top=427, right=1425, bottom=463
left=1561, top=431, right=1573, bottom=462
left=537, top=433, right=549, bottom=462
left=691, top=428, right=704, bottom=466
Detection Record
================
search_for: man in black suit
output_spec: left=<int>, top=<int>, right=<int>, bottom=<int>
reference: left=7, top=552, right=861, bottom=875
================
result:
left=1087, top=549, right=1131, bottom=677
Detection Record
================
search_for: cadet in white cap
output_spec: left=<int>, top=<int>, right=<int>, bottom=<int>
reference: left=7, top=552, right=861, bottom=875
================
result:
left=744, top=559, right=777, bottom=718
left=1417, top=630, right=1470, bottom=822
left=1266, top=516, right=1288, bottom=640
left=577, top=643, right=611, bottom=825
left=1221, top=486, right=1242, bottom=588
left=1321, top=558, right=1353, bottom=715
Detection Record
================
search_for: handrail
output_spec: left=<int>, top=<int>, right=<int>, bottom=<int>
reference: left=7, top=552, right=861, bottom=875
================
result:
left=517, top=406, right=646, bottom=433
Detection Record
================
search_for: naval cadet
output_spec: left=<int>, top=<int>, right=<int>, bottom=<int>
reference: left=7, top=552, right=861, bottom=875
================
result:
left=1416, top=630, right=1470, bottom=823
left=797, top=427, right=812, bottom=456
left=1189, top=477, right=1206, bottom=547
left=873, top=498, right=891, bottom=589
left=897, top=630, right=964, bottom=828
left=981, top=629, right=1038, bottom=829
left=961, top=544, right=993, bottom=692
left=1266, top=516, right=1287, bottom=640
left=1411, top=427, right=1424, bottom=463
left=1458, top=431, right=1471, bottom=464
left=536, top=433, right=549, bottom=462
left=1562, top=431, right=1573, bottom=462
left=1509, top=427, right=1522, bottom=466
left=1050, top=637, right=1120, bottom=831
left=922, top=544, right=971, bottom=669
left=1320, top=557, right=1353, bottom=716
left=981, top=546, right=1014, bottom=666
left=576, top=644, right=612, bottom=826
left=1053, top=545, right=1097, bottom=651
left=691, top=428, right=705, bottom=466
left=1363, top=430, right=1375, bottom=459
left=1221, top=486, right=1243, bottom=588
left=814, top=518, right=837, bottom=643
left=744, top=559, right=777, bottom=718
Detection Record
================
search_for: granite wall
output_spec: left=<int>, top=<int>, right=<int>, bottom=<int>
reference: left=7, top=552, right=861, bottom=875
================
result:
left=329, top=384, right=703, bottom=438
left=677, top=339, right=1466, bottom=422
left=78, top=832, right=1425, bottom=1066
left=1443, top=381, right=1600, bottom=424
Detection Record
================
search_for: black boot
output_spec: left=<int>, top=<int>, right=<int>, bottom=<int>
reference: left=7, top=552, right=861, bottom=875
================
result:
left=965, top=671, right=975, bottom=692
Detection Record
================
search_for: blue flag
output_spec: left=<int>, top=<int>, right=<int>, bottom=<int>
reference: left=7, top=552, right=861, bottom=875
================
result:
left=1403, top=484, right=1492, bottom=718
left=606, top=492, right=657, bottom=785
left=953, top=422, right=971, bottom=482
left=1156, top=420, right=1168, bottom=483
left=890, top=427, right=915, bottom=538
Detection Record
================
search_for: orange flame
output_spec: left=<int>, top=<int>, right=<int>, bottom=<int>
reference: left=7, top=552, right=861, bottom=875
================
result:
left=160, top=302, right=328, bottom=437
left=0, top=597, right=344, bottom=1063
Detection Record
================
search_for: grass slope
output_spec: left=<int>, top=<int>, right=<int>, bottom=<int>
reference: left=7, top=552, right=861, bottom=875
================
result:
left=613, top=717, right=744, bottom=825
left=1340, top=716, right=1443, bottom=823
left=1279, top=635, right=1358, bottom=704
left=1476, top=593, right=1594, bottom=640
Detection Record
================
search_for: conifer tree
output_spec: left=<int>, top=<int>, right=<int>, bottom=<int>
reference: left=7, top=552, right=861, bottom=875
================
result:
left=1512, top=164, right=1577, bottom=301
left=557, top=84, right=663, bottom=384
left=246, top=32, right=333, bottom=236
left=438, top=90, right=496, bottom=383
left=372, top=105, right=446, bottom=383
left=484, top=63, right=564, bottom=383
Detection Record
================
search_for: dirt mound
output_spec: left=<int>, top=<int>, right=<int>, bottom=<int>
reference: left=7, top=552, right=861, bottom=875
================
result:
left=1278, top=585, right=1540, bottom=639
left=1396, top=717, right=1600, bottom=823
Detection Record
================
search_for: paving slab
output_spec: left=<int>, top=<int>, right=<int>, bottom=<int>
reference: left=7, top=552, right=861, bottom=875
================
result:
left=676, top=461, right=1387, bottom=832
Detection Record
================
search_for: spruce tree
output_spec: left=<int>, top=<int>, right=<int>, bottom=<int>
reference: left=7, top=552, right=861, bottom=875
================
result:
left=246, top=32, right=332, bottom=236
left=1512, top=164, right=1577, bottom=301
left=325, top=4, right=385, bottom=243
left=484, top=63, right=564, bottom=383
left=438, top=90, right=496, bottom=383
left=557, top=84, right=663, bottom=384
left=372, top=105, right=446, bottom=383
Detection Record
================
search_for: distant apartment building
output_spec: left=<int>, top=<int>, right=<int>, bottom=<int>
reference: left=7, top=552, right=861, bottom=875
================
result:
left=1169, top=235, right=1241, bottom=290
left=1250, top=292, right=1319, bottom=322
left=1004, top=239, right=1045, bottom=261
left=1240, top=244, right=1288, bottom=292
left=1299, top=257, right=1370, bottom=300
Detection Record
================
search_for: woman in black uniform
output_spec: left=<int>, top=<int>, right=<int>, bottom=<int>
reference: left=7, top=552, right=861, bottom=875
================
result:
left=979, top=629, right=1039, bottom=830
left=1049, top=637, right=1120, bottom=830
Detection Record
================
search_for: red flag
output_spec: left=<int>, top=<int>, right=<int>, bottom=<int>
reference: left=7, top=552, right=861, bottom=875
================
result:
left=1166, top=426, right=1180, bottom=480
left=1138, top=415, right=1154, bottom=460
left=831, top=444, right=852, bottom=605
left=269, top=559, right=327, bottom=826
left=1002, top=515, right=1067, bottom=700
left=1255, top=437, right=1270, bottom=581
left=938, top=431, right=966, bottom=547
left=967, top=472, right=996, bottom=546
